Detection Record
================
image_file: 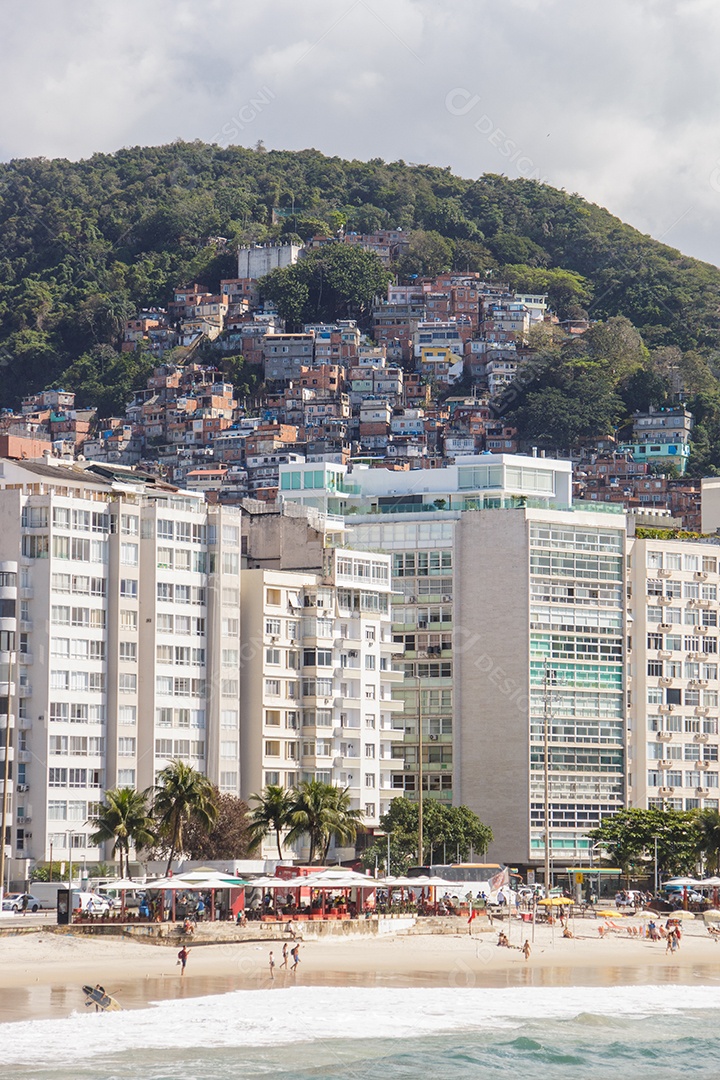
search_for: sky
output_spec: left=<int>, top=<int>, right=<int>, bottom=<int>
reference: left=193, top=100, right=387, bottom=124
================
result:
left=2, top=0, right=720, bottom=265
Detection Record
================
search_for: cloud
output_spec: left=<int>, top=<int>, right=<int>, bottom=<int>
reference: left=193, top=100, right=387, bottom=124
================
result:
left=1, top=0, right=720, bottom=263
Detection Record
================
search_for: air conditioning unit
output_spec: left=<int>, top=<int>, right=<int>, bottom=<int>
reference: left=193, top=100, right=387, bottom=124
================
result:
left=659, top=623, right=672, bottom=631
left=658, top=731, right=673, bottom=741
left=16, top=784, right=28, bottom=792
left=349, top=651, right=358, bottom=658
left=658, top=759, right=673, bottom=769
left=694, top=732, right=710, bottom=743
left=659, top=678, right=673, bottom=687
left=695, top=571, right=709, bottom=580
left=429, top=734, right=439, bottom=741
left=658, top=786, right=675, bottom=796
left=697, top=787, right=710, bottom=796
left=442, top=595, right=452, bottom=603
left=659, top=569, right=672, bottom=578
left=24, top=832, right=32, bottom=839
left=21, top=816, right=31, bottom=824
left=408, top=596, right=416, bottom=604
left=698, top=626, right=709, bottom=634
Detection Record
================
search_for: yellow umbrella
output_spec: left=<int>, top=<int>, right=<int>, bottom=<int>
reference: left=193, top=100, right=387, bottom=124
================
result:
left=671, top=910, right=697, bottom=920
left=703, top=909, right=720, bottom=922
left=538, top=896, right=574, bottom=906
left=595, top=909, right=622, bottom=917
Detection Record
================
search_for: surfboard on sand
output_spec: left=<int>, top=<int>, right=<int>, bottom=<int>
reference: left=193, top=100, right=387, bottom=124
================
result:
left=82, top=984, right=122, bottom=1011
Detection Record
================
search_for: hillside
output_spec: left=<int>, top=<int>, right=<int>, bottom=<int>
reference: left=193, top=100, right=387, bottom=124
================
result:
left=1, top=142, right=720, bottom=419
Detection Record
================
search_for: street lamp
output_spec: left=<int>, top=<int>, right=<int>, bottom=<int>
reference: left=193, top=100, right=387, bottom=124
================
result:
left=653, top=834, right=660, bottom=895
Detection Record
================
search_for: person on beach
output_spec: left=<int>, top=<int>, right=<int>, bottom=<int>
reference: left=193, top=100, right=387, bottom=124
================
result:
left=665, top=931, right=675, bottom=955
left=281, top=942, right=289, bottom=969
left=178, top=945, right=189, bottom=975
left=21, top=894, right=29, bottom=916
left=522, top=940, right=531, bottom=961
left=291, top=945, right=301, bottom=972
left=269, top=951, right=275, bottom=981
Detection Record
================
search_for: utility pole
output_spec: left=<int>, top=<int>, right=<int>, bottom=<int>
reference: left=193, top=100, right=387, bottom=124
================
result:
left=543, top=661, right=552, bottom=896
left=653, top=834, right=659, bottom=895
left=0, top=647, right=14, bottom=905
left=417, top=684, right=423, bottom=865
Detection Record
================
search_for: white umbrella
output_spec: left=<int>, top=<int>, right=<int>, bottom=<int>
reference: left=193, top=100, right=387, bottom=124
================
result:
left=663, top=877, right=700, bottom=887
left=699, top=877, right=720, bottom=887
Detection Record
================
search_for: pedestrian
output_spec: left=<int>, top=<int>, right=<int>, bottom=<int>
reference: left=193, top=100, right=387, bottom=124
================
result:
left=291, top=944, right=301, bottom=972
left=281, top=942, right=289, bottom=969
left=665, top=931, right=674, bottom=955
left=522, top=939, right=531, bottom=961
left=269, top=950, right=275, bottom=980
left=195, top=897, right=205, bottom=922
left=178, top=945, right=189, bottom=975
left=21, top=894, right=29, bottom=916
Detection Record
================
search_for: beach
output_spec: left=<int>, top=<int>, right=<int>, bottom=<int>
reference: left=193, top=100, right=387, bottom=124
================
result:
left=1, top=917, right=718, bottom=1023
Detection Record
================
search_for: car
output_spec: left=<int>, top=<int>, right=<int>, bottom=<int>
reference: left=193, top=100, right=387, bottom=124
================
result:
left=1, top=892, right=43, bottom=913
left=73, top=892, right=113, bottom=914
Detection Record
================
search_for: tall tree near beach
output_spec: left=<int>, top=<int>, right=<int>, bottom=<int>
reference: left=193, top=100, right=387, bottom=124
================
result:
left=285, top=780, right=364, bottom=864
left=182, top=791, right=258, bottom=861
left=247, top=784, right=294, bottom=860
left=88, top=787, right=155, bottom=878
left=152, top=760, right=218, bottom=874
left=696, top=808, right=720, bottom=875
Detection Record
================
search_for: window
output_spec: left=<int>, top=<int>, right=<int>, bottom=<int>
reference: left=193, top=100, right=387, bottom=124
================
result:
left=120, top=608, right=137, bottom=630
left=220, top=741, right=237, bottom=758
left=157, top=548, right=173, bottom=569
left=119, top=641, right=137, bottom=662
left=223, top=618, right=239, bottom=637
left=120, top=579, right=138, bottom=599
left=365, top=655, right=376, bottom=670
left=157, top=582, right=173, bottom=602
left=156, top=738, right=173, bottom=756
left=221, top=679, right=239, bottom=696
left=365, top=803, right=376, bottom=817
left=266, top=648, right=281, bottom=666
left=222, top=552, right=239, bottom=575
left=49, top=768, right=67, bottom=787
left=157, top=519, right=174, bottom=541
left=265, top=740, right=281, bottom=757
left=365, top=773, right=376, bottom=788
left=50, top=735, right=68, bottom=755
left=221, top=709, right=239, bottom=728
left=121, top=543, right=138, bottom=566
left=265, top=710, right=281, bottom=727
left=119, top=705, right=137, bottom=725
left=365, top=744, right=375, bottom=758
left=118, top=769, right=135, bottom=786
left=265, top=679, right=281, bottom=697
left=121, top=514, right=139, bottom=535
left=119, top=673, right=137, bottom=693
left=266, top=588, right=281, bottom=606
left=118, top=738, right=136, bottom=756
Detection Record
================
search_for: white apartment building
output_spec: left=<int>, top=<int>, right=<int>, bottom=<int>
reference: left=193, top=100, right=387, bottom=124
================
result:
left=240, top=547, right=404, bottom=856
left=627, top=537, right=720, bottom=813
left=0, top=458, right=243, bottom=876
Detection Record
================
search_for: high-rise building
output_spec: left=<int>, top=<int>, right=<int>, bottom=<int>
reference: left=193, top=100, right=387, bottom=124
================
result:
left=278, top=455, right=628, bottom=872
left=627, top=536, right=720, bottom=814
left=0, top=458, right=242, bottom=876
left=239, top=546, right=404, bottom=858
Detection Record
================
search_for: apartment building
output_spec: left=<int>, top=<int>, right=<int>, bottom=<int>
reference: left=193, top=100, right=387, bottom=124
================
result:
left=0, top=458, right=243, bottom=877
left=240, top=547, right=404, bottom=856
left=627, top=537, right=720, bottom=814
left=277, top=454, right=623, bottom=871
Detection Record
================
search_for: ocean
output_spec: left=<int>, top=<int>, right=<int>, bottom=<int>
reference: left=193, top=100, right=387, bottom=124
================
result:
left=1, top=983, right=719, bottom=1080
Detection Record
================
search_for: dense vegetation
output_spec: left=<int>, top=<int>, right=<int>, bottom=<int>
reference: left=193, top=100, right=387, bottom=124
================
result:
left=4, top=141, right=720, bottom=465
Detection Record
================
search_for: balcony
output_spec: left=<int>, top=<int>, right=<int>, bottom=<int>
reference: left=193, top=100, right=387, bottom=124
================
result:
left=379, top=725, right=405, bottom=740
left=658, top=650, right=672, bottom=660
left=379, top=698, right=405, bottom=713
left=658, top=731, right=673, bottom=741
left=382, top=669, right=405, bottom=684
left=379, top=639, right=405, bottom=655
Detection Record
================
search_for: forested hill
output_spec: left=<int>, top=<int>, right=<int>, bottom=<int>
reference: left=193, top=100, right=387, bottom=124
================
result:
left=1, top=140, right=720, bottom=411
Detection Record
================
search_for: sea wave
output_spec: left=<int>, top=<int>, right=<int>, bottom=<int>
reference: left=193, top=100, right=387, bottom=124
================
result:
left=0, top=983, right=718, bottom=1068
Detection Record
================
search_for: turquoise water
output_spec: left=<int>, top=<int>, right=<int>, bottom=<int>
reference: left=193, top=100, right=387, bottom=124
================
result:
left=2, top=985, right=719, bottom=1079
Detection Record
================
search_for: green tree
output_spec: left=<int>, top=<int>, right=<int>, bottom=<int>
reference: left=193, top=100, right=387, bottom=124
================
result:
left=262, top=244, right=390, bottom=327
left=88, top=787, right=155, bottom=878
left=152, top=760, right=218, bottom=874
left=588, top=807, right=700, bottom=881
left=360, top=798, right=493, bottom=871
left=285, top=780, right=364, bottom=864
left=395, top=230, right=453, bottom=278
left=696, top=808, right=720, bottom=875
left=247, top=784, right=294, bottom=860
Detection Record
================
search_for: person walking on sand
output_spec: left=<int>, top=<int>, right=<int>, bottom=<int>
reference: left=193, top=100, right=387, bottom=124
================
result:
left=522, top=939, right=531, bottom=961
left=291, top=944, right=301, bottom=972
left=281, top=942, right=289, bottom=969
left=665, top=931, right=675, bottom=955
left=269, top=950, right=275, bottom=981
left=178, top=945, right=189, bottom=976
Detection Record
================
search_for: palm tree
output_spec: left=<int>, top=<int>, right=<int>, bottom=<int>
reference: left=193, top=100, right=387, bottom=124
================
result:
left=285, top=780, right=364, bottom=864
left=152, top=760, right=218, bottom=874
left=88, top=787, right=155, bottom=878
left=247, top=785, right=293, bottom=859
left=697, top=808, right=720, bottom=874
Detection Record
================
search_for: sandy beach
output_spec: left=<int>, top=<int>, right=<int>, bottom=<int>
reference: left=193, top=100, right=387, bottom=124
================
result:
left=1, top=917, right=719, bottom=1023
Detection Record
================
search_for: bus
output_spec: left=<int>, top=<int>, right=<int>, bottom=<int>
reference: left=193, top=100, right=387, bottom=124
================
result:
left=407, top=863, right=512, bottom=901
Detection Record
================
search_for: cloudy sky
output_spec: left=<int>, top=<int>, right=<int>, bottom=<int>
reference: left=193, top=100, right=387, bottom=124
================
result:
left=2, top=0, right=720, bottom=264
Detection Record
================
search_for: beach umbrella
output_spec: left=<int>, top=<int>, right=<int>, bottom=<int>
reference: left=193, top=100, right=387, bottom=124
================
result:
left=538, top=896, right=573, bottom=906
left=702, top=909, right=720, bottom=922
left=671, top=910, right=697, bottom=920
left=699, top=877, right=720, bottom=887
left=663, top=877, right=700, bottom=887
left=594, top=909, right=622, bottom=917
